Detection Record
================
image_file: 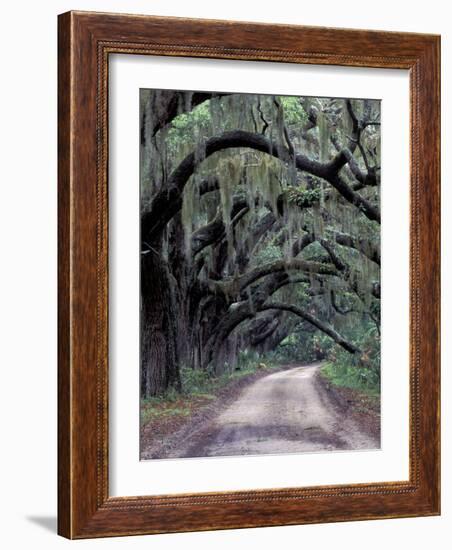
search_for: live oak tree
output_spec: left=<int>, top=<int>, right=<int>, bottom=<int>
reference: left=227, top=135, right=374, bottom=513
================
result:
left=140, top=90, right=381, bottom=397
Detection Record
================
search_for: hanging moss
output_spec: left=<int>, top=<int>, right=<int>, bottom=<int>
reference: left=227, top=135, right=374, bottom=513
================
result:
left=341, top=99, right=353, bottom=142
left=312, top=205, right=325, bottom=239
left=181, top=177, right=200, bottom=258
left=302, top=96, right=312, bottom=118
left=209, top=96, right=222, bottom=135
left=140, top=89, right=381, bottom=382
left=275, top=100, right=285, bottom=147
left=282, top=204, right=304, bottom=262
left=267, top=168, right=281, bottom=215
left=217, top=155, right=242, bottom=261
left=317, top=108, right=330, bottom=162
left=194, top=136, right=206, bottom=166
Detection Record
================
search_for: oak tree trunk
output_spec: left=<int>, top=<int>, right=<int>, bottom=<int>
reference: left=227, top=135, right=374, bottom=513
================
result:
left=141, top=244, right=181, bottom=397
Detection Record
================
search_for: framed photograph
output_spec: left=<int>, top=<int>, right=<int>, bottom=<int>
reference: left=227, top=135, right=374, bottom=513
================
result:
left=58, top=11, right=440, bottom=538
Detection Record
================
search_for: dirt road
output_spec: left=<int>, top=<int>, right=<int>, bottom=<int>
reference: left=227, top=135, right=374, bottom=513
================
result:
left=157, top=364, right=379, bottom=459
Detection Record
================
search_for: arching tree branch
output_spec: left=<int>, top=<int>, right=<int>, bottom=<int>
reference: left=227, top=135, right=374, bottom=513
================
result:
left=259, top=302, right=361, bottom=354
left=217, top=258, right=337, bottom=297
left=143, top=91, right=228, bottom=137
left=333, top=231, right=380, bottom=266
left=143, top=130, right=380, bottom=242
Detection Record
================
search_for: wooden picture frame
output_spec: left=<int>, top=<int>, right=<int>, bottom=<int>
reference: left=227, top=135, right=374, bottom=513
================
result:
left=58, top=10, right=440, bottom=539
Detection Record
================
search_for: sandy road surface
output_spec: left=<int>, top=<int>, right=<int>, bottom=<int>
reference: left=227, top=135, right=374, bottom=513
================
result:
left=171, top=364, right=379, bottom=458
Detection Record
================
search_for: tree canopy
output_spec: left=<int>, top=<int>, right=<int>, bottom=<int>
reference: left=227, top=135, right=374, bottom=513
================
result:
left=140, top=90, right=381, bottom=397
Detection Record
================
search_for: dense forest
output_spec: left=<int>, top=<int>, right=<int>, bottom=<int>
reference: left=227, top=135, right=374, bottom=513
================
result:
left=140, top=90, right=381, bottom=399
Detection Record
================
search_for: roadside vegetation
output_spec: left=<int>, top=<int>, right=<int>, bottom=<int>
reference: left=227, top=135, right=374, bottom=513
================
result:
left=141, top=321, right=380, bottom=430
left=141, top=351, right=280, bottom=428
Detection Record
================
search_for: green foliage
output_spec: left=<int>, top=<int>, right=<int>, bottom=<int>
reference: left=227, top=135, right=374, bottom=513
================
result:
left=278, top=96, right=308, bottom=125
left=169, top=102, right=211, bottom=138
left=322, top=320, right=380, bottom=393
left=269, top=334, right=317, bottom=363
left=268, top=313, right=380, bottom=394
left=285, top=186, right=321, bottom=208
left=140, top=354, right=281, bottom=428
left=141, top=404, right=192, bottom=427
left=234, top=349, right=276, bottom=372
left=252, top=243, right=283, bottom=265
left=179, top=353, right=279, bottom=397
left=179, top=366, right=212, bottom=394
left=321, top=358, right=380, bottom=394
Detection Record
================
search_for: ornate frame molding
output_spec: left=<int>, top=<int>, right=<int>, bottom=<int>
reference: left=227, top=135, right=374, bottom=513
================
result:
left=58, top=11, right=440, bottom=538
